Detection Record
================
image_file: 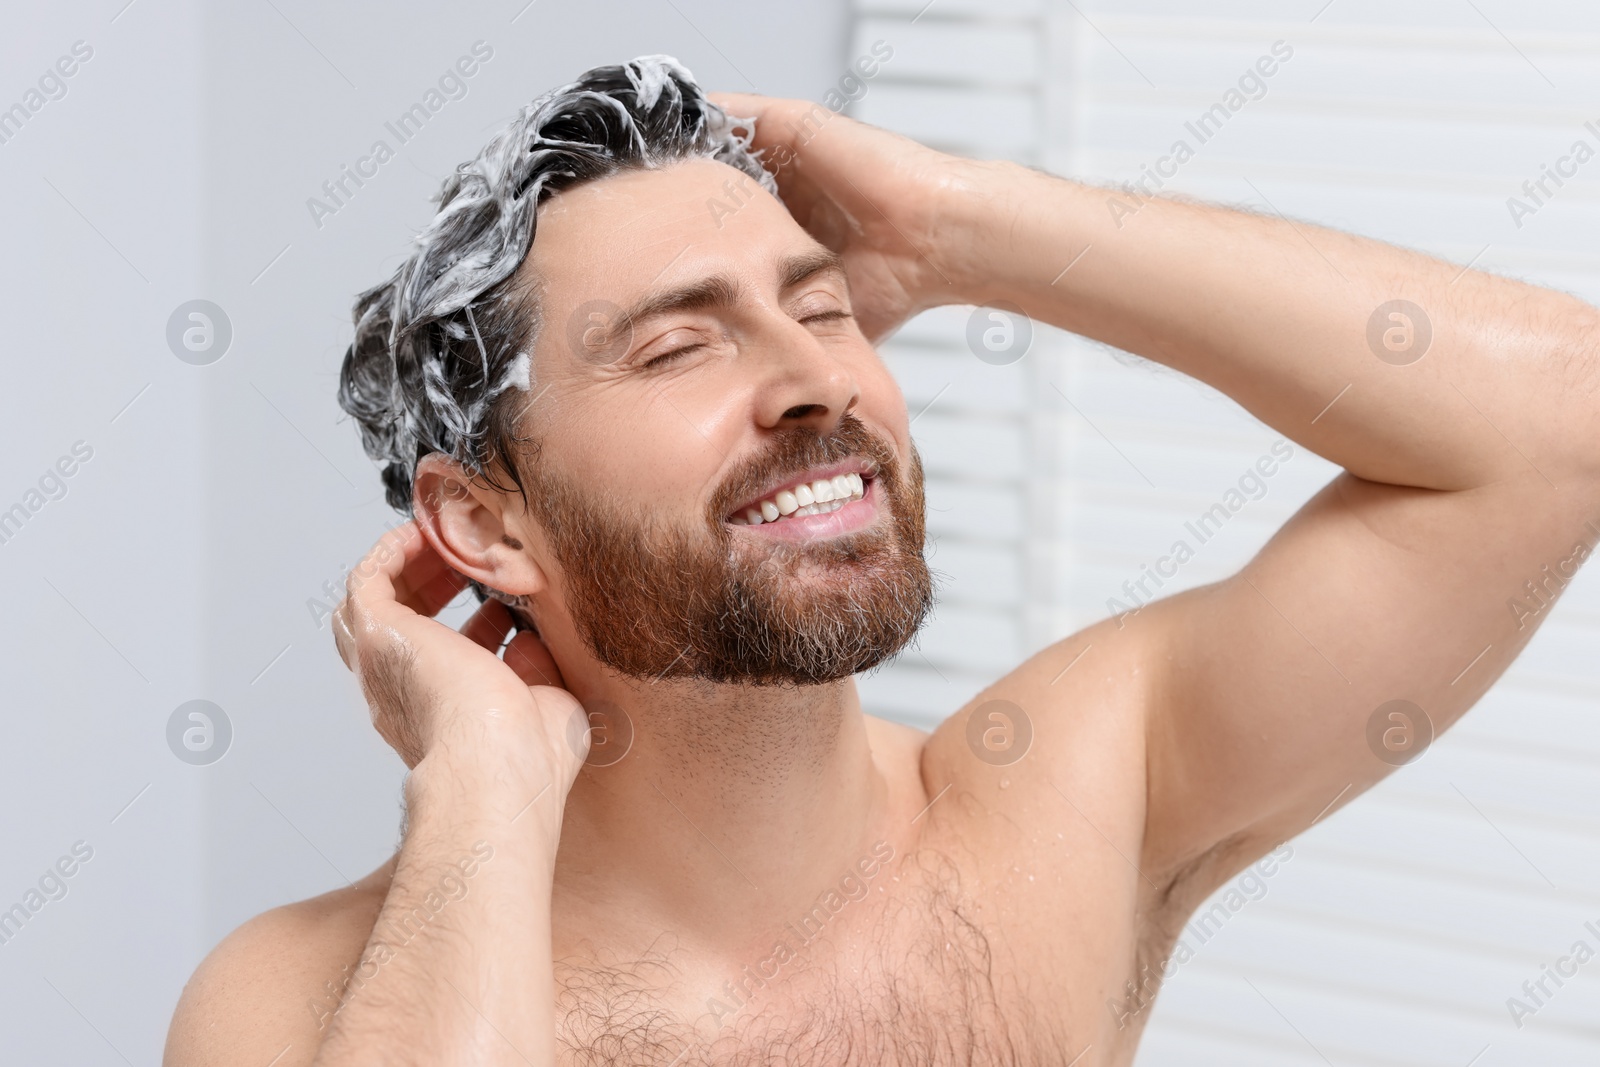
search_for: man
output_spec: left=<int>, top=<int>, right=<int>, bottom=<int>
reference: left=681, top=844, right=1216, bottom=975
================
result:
left=164, top=55, right=1600, bottom=1065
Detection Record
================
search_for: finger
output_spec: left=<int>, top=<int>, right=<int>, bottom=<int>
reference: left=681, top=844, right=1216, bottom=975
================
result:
left=416, top=563, right=471, bottom=615
left=346, top=521, right=464, bottom=623
left=331, top=597, right=355, bottom=670
left=391, top=530, right=472, bottom=617
left=707, top=92, right=842, bottom=157
left=344, top=521, right=424, bottom=608
left=703, top=93, right=848, bottom=223
left=708, top=90, right=777, bottom=120
left=718, top=94, right=920, bottom=219
left=461, top=598, right=513, bottom=653
left=504, top=630, right=565, bottom=690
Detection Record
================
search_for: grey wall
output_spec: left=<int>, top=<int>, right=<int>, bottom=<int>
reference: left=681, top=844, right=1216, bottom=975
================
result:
left=0, top=2, right=850, bottom=1062
left=1, top=1, right=209, bottom=1063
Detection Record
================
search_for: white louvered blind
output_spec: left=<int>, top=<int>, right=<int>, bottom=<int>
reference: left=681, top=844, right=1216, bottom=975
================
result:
left=850, top=2, right=1600, bottom=1064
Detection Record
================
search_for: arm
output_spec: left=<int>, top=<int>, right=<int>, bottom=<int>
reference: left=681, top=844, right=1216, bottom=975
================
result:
left=310, top=727, right=569, bottom=1065
left=716, top=93, right=1600, bottom=892
left=973, top=166, right=1600, bottom=887
left=164, top=524, right=587, bottom=1066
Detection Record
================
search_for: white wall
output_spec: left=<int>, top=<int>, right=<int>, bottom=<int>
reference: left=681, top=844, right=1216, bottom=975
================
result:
left=852, top=1, right=1600, bottom=1064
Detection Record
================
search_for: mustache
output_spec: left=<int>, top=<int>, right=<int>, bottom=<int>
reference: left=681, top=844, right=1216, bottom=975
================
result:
left=707, top=413, right=899, bottom=525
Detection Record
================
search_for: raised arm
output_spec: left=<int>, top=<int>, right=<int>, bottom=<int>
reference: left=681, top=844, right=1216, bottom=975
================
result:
left=969, top=163, right=1600, bottom=889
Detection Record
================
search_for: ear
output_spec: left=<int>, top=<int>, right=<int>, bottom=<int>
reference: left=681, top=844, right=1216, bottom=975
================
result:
left=411, top=453, right=546, bottom=599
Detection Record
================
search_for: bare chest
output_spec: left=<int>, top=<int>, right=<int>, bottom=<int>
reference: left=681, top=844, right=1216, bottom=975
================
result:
left=552, top=849, right=1098, bottom=1067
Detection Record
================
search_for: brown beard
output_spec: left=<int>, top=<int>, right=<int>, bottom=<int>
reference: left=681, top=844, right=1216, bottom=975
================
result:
left=519, top=413, right=934, bottom=685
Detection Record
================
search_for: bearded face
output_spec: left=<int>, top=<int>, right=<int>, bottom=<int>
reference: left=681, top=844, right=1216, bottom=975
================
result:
left=519, top=412, right=933, bottom=685
left=480, top=158, right=933, bottom=686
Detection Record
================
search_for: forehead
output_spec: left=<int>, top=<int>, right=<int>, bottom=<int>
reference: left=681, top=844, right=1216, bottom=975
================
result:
left=521, top=158, right=813, bottom=309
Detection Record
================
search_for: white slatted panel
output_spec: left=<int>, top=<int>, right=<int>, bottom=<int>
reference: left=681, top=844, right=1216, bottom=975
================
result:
left=851, top=2, right=1600, bottom=1064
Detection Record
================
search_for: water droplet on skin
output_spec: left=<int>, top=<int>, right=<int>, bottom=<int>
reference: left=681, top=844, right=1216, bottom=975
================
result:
left=999, top=778, right=1010, bottom=789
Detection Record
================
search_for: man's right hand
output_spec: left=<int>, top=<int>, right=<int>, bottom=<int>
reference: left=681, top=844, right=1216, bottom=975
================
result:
left=331, top=520, right=588, bottom=784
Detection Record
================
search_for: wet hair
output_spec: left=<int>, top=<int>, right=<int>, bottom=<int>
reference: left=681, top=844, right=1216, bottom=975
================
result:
left=337, top=54, right=778, bottom=519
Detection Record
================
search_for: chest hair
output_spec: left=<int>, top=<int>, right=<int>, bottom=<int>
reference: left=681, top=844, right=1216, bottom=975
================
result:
left=554, top=848, right=1080, bottom=1067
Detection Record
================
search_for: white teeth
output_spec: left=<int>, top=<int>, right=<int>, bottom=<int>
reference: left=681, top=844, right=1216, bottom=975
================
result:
left=733, top=472, right=868, bottom=526
left=794, top=499, right=846, bottom=519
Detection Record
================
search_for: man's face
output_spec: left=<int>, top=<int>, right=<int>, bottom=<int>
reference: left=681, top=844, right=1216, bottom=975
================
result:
left=507, top=157, right=932, bottom=685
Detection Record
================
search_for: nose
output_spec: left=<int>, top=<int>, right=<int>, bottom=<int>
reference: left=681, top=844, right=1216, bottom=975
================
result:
left=752, top=318, right=861, bottom=437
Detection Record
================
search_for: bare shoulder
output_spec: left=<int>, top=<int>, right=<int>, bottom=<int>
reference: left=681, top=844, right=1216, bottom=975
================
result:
left=162, top=856, right=397, bottom=1067
left=863, top=711, right=931, bottom=759
left=921, top=617, right=1154, bottom=796
left=914, top=616, right=1163, bottom=887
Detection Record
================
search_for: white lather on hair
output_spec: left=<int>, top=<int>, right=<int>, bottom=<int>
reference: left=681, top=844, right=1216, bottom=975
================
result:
left=338, top=54, right=778, bottom=517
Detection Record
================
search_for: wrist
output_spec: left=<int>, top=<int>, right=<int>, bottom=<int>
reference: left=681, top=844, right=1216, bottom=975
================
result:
left=406, top=727, right=572, bottom=843
left=944, top=159, right=1070, bottom=308
left=933, top=158, right=1025, bottom=306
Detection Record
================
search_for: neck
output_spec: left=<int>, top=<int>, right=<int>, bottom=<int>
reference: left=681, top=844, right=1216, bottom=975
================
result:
left=550, top=666, right=890, bottom=954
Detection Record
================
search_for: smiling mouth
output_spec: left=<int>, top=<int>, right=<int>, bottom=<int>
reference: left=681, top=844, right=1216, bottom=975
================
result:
left=728, top=470, right=871, bottom=527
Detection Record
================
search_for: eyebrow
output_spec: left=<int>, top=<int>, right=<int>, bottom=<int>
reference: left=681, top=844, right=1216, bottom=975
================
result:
left=612, top=246, right=848, bottom=338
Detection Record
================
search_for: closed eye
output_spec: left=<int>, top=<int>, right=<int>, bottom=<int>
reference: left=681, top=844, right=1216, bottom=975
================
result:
left=641, top=311, right=852, bottom=369
left=644, top=312, right=851, bottom=365
left=641, top=343, right=704, bottom=369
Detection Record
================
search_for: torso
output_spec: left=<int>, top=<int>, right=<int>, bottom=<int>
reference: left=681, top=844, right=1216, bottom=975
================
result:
left=291, top=653, right=1178, bottom=1067
left=543, top=672, right=1171, bottom=1067
left=551, top=836, right=1077, bottom=1066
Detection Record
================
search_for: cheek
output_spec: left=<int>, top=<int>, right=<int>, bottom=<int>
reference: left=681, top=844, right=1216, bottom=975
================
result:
left=659, top=370, right=756, bottom=447
left=854, top=359, right=912, bottom=444
left=560, top=384, right=736, bottom=507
